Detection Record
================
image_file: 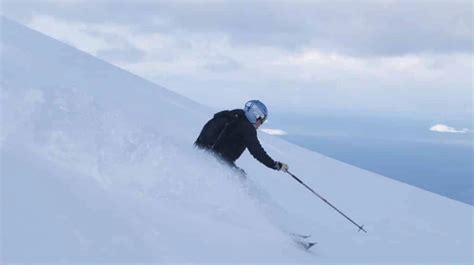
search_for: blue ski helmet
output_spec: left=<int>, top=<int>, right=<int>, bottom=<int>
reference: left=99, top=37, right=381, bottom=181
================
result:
left=244, top=100, right=268, bottom=126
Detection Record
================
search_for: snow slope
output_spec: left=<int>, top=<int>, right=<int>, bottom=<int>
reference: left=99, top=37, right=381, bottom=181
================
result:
left=1, top=17, right=472, bottom=264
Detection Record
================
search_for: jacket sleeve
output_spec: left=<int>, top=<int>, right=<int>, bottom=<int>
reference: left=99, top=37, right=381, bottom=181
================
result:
left=244, top=127, right=278, bottom=169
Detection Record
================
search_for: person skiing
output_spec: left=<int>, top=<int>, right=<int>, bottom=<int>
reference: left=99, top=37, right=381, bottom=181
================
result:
left=194, top=100, right=289, bottom=175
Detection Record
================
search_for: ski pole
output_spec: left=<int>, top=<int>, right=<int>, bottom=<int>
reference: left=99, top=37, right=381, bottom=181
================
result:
left=286, top=170, right=367, bottom=233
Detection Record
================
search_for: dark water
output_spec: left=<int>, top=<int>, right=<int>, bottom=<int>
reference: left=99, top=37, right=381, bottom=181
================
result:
left=269, top=112, right=473, bottom=205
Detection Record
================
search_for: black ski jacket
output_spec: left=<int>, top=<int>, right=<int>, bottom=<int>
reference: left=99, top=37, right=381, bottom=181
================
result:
left=196, top=109, right=279, bottom=170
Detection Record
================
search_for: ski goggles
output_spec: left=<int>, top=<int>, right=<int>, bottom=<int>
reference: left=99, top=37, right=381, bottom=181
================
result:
left=257, top=115, right=267, bottom=124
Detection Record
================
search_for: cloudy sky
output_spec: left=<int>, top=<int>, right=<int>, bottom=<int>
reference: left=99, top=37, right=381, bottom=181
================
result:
left=2, top=0, right=472, bottom=118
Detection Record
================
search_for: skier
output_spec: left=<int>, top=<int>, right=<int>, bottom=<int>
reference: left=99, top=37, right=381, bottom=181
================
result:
left=195, top=100, right=320, bottom=249
left=195, top=100, right=289, bottom=176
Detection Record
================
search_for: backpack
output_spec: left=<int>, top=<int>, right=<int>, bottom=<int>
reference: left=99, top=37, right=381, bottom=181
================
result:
left=194, top=110, right=242, bottom=150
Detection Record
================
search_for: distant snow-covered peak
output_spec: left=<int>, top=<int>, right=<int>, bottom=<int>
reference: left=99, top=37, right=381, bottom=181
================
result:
left=260, top=128, right=288, bottom=136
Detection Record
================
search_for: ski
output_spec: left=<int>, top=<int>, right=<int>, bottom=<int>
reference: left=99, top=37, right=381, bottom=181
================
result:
left=289, top=233, right=317, bottom=250
left=295, top=239, right=317, bottom=250
left=291, top=232, right=311, bottom=239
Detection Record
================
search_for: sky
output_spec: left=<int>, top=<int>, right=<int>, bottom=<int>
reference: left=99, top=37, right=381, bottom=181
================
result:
left=1, top=0, right=473, bottom=119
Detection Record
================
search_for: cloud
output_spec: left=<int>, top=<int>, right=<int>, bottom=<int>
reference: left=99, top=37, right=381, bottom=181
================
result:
left=8, top=8, right=471, bottom=117
left=260, top=128, right=288, bottom=136
left=27, top=15, right=113, bottom=54
left=5, top=0, right=471, bottom=56
left=430, top=124, right=470, bottom=134
left=203, top=55, right=241, bottom=73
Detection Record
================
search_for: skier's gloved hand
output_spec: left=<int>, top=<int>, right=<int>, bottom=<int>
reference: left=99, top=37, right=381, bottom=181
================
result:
left=275, top=161, right=289, bottom=172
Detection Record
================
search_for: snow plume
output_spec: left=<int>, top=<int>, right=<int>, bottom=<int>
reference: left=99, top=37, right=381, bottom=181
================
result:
left=0, top=17, right=303, bottom=262
left=430, top=124, right=470, bottom=134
